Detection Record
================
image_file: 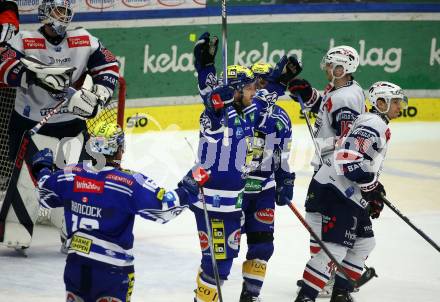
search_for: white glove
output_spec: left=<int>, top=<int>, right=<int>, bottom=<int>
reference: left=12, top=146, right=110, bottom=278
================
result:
left=20, top=56, right=75, bottom=92
left=92, top=84, right=112, bottom=106
left=67, top=88, right=99, bottom=119
left=0, top=23, right=16, bottom=43
left=67, top=74, right=99, bottom=119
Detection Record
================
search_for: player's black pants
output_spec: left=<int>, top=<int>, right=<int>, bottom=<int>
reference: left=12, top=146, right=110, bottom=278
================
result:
left=7, top=110, right=90, bottom=162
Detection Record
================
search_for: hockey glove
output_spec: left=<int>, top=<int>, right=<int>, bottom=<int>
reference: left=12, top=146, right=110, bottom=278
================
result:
left=0, top=23, right=16, bottom=43
left=361, top=182, right=386, bottom=219
left=31, top=148, right=54, bottom=179
left=275, top=170, right=296, bottom=206
left=267, top=55, right=303, bottom=87
left=20, top=56, right=75, bottom=93
left=194, top=32, right=219, bottom=72
left=287, top=78, right=320, bottom=108
left=206, top=85, right=235, bottom=112
left=67, top=75, right=104, bottom=119
left=178, top=167, right=210, bottom=196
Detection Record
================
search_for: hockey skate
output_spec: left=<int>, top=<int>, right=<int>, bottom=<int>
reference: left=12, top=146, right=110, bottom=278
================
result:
left=294, top=293, right=314, bottom=302
left=329, top=288, right=355, bottom=302
left=296, top=277, right=334, bottom=298
left=239, top=283, right=261, bottom=302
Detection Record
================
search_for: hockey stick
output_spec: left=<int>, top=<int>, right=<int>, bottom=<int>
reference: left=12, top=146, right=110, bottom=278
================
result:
left=296, top=93, right=323, bottom=165
left=184, top=138, right=224, bottom=302
left=221, top=0, right=230, bottom=149
left=382, top=196, right=440, bottom=253
left=287, top=201, right=365, bottom=288
left=0, top=86, right=77, bottom=244
left=295, top=93, right=378, bottom=282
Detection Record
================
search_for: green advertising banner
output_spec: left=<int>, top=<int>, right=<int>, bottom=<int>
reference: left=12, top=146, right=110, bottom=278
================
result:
left=90, top=21, right=440, bottom=100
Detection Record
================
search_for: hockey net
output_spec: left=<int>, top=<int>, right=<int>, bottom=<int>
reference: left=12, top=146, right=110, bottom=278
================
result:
left=0, top=77, right=126, bottom=224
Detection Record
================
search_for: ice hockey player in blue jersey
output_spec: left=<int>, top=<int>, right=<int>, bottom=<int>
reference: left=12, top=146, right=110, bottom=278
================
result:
left=192, top=32, right=301, bottom=302
left=288, top=45, right=366, bottom=298
left=239, top=62, right=296, bottom=302
left=294, top=82, right=408, bottom=302
left=31, top=121, right=205, bottom=302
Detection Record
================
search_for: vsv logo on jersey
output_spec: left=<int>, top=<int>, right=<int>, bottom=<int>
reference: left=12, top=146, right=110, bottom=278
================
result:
left=23, top=38, right=46, bottom=50
left=74, top=176, right=104, bottom=193
left=68, top=36, right=91, bottom=48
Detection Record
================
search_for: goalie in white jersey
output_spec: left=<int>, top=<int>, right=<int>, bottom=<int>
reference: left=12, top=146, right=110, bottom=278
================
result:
left=295, top=82, right=408, bottom=302
left=0, top=0, right=119, bottom=249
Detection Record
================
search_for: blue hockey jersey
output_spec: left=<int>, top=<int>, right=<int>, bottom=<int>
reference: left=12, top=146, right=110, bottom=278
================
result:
left=195, top=65, right=286, bottom=216
left=36, top=163, right=194, bottom=267
left=245, top=104, right=293, bottom=194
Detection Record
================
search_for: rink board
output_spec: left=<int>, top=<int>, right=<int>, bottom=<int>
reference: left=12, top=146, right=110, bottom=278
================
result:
left=123, top=98, right=440, bottom=133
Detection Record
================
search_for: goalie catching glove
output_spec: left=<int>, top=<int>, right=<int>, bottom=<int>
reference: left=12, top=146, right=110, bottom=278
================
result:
left=20, top=56, right=75, bottom=93
left=0, top=23, right=17, bottom=43
left=67, top=74, right=112, bottom=119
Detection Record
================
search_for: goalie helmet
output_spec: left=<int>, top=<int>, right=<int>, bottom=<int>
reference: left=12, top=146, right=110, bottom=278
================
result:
left=251, top=62, right=273, bottom=80
left=320, top=45, right=360, bottom=76
left=38, top=0, right=74, bottom=36
left=220, top=65, right=255, bottom=91
left=368, top=81, right=408, bottom=114
left=89, top=122, right=125, bottom=156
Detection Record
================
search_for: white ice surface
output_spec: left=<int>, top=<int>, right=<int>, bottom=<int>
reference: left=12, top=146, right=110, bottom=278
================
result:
left=1, top=122, right=440, bottom=302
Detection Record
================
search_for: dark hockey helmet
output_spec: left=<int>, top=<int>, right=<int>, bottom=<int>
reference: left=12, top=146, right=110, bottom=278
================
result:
left=38, top=0, right=74, bottom=36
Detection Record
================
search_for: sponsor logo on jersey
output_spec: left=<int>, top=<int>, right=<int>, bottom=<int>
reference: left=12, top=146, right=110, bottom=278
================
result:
left=68, top=36, right=91, bottom=48
left=86, top=0, right=115, bottom=9
left=385, top=128, right=391, bottom=142
left=74, top=176, right=104, bottom=193
left=101, top=47, right=117, bottom=62
left=198, top=231, right=209, bottom=251
left=255, top=208, right=274, bottom=224
left=82, top=196, right=88, bottom=203
left=105, top=174, right=134, bottom=186
left=227, top=229, right=241, bottom=250
left=23, top=38, right=46, bottom=50
left=322, top=215, right=336, bottom=233
left=122, top=0, right=150, bottom=8
left=70, top=235, right=92, bottom=254
left=48, top=56, right=71, bottom=64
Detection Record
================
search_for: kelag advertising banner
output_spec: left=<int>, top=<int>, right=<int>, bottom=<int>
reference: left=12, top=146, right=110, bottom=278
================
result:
left=88, top=21, right=440, bottom=99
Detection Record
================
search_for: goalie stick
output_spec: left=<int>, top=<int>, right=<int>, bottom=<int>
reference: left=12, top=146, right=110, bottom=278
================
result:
left=0, top=86, right=76, bottom=247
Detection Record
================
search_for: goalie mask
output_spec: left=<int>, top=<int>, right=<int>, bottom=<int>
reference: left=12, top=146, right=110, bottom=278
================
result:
left=320, top=45, right=360, bottom=78
left=368, top=81, right=408, bottom=114
left=38, top=0, right=74, bottom=36
left=89, top=122, right=125, bottom=156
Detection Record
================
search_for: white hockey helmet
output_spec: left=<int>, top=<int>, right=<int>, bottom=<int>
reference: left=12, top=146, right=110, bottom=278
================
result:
left=89, top=122, right=125, bottom=156
left=320, top=45, right=360, bottom=76
left=368, top=81, right=408, bottom=114
left=38, top=0, right=74, bottom=36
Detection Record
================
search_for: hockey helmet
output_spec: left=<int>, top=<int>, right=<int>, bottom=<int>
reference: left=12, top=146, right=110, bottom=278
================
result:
left=220, top=65, right=255, bottom=91
left=89, top=122, right=125, bottom=156
left=368, top=81, right=408, bottom=114
left=38, top=0, right=74, bottom=36
left=320, top=45, right=360, bottom=76
left=251, top=62, right=273, bottom=80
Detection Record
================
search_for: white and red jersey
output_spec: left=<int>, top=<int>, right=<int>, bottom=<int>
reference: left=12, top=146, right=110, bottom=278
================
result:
left=312, top=81, right=365, bottom=170
left=0, top=27, right=119, bottom=123
left=314, top=112, right=391, bottom=209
